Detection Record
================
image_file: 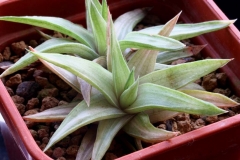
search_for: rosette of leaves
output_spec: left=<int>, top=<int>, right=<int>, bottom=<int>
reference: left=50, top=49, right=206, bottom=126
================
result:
left=0, top=0, right=238, bottom=160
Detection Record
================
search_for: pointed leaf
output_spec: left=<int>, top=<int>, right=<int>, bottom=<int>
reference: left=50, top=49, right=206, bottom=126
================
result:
left=92, top=115, right=133, bottom=160
left=114, top=8, right=147, bottom=40
left=40, top=60, right=81, bottom=93
left=158, top=11, right=181, bottom=36
left=128, top=49, right=158, bottom=78
left=89, top=1, right=107, bottom=55
left=101, top=0, right=108, bottom=21
left=145, top=109, right=180, bottom=123
left=23, top=101, right=79, bottom=122
left=123, top=113, right=179, bottom=143
left=0, top=38, right=98, bottom=78
left=120, top=32, right=185, bottom=51
left=120, top=79, right=139, bottom=109
left=107, top=10, right=130, bottom=98
left=77, top=77, right=91, bottom=106
left=156, top=45, right=206, bottom=64
left=30, top=51, right=118, bottom=107
left=124, top=68, right=135, bottom=90
left=139, top=20, right=235, bottom=40
left=181, top=90, right=239, bottom=108
left=125, top=83, right=227, bottom=116
left=140, top=59, right=231, bottom=89
left=36, top=30, right=52, bottom=39
left=76, top=126, right=97, bottom=160
left=44, top=94, right=125, bottom=151
left=0, top=16, right=95, bottom=48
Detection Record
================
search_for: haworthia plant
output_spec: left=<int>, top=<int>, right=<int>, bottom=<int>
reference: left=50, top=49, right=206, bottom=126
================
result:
left=0, top=0, right=237, bottom=160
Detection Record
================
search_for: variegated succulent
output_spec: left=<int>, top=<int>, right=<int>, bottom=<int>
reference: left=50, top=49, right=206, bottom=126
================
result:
left=0, top=0, right=238, bottom=159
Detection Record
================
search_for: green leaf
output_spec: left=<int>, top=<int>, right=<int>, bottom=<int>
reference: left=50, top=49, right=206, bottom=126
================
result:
left=139, top=20, right=235, bottom=40
left=125, top=83, right=227, bottom=116
left=101, top=0, right=108, bottom=21
left=123, top=113, right=179, bottom=143
left=89, top=1, right=107, bottom=55
left=23, top=101, right=79, bottom=122
left=0, top=38, right=98, bottom=78
left=76, top=126, right=97, bottom=160
left=124, top=68, right=135, bottom=90
left=44, top=94, right=125, bottom=152
left=156, top=45, right=206, bottom=64
left=181, top=90, right=239, bottom=108
left=154, top=63, right=173, bottom=70
left=92, top=115, right=133, bottom=160
left=107, top=10, right=130, bottom=98
left=30, top=51, right=118, bottom=107
left=128, top=49, right=158, bottom=78
left=0, top=16, right=95, bottom=48
left=145, top=109, right=180, bottom=123
left=114, top=8, right=147, bottom=40
left=140, top=59, right=231, bottom=89
left=120, top=32, right=185, bottom=51
left=120, top=79, right=139, bottom=109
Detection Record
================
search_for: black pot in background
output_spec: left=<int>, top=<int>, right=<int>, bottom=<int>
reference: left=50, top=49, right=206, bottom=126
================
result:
left=215, top=0, right=240, bottom=29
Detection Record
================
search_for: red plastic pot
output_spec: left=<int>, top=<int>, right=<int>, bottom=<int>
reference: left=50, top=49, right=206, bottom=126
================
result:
left=0, top=0, right=240, bottom=160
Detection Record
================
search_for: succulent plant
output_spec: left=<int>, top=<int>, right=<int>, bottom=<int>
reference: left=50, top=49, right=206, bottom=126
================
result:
left=0, top=0, right=238, bottom=159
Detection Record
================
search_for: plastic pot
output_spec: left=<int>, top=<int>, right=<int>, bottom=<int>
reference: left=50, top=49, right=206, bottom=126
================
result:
left=0, top=0, right=240, bottom=159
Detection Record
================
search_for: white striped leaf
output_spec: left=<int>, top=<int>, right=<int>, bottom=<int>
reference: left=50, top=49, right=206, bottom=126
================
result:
left=29, top=51, right=118, bottom=107
left=0, top=38, right=98, bottom=78
left=92, top=115, right=133, bottom=160
left=107, top=10, right=130, bottom=98
left=120, top=79, right=139, bottom=109
left=88, top=1, right=107, bottom=55
left=125, top=83, right=227, bottom=116
left=120, top=32, right=185, bottom=51
left=23, top=101, right=79, bottom=122
left=76, top=126, right=97, bottom=160
left=181, top=90, right=239, bottom=108
left=0, top=16, right=95, bottom=48
left=140, top=59, right=231, bottom=89
left=44, top=94, right=125, bottom=152
left=123, top=113, right=179, bottom=143
left=139, top=20, right=235, bottom=40
left=114, top=8, right=147, bottom=40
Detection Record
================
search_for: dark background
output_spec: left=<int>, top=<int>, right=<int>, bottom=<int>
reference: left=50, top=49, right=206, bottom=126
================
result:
left=214, top=0, right=240, bottom=29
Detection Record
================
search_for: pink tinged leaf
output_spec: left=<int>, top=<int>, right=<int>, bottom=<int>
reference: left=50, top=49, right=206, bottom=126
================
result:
left=157, top=45, right=207, bottom=64
left=158, top=11, right=181, bottom=36
left=189, top=44, right=207, bottom=55
left=181, top=90, right=239, bottom=108
left=145, top=109, right=180, bottom=123
left=123, top=113, right=179, bottom=143
left=107, top=8, right=131, bottom=98
left=128, top=49, right=158, bottom=78
left=76, top=125, right=97, bottom=160
left=0, top=61, right=13, bottom=70
left=134, top=138, right=143, bottom=150
left=92, top=115, right=133, bottom=160
left=23, top=101, right=79, bottom=122
left=77, top=77, right=91, bottom=107
left=106, top=7, right=112, bottom=72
